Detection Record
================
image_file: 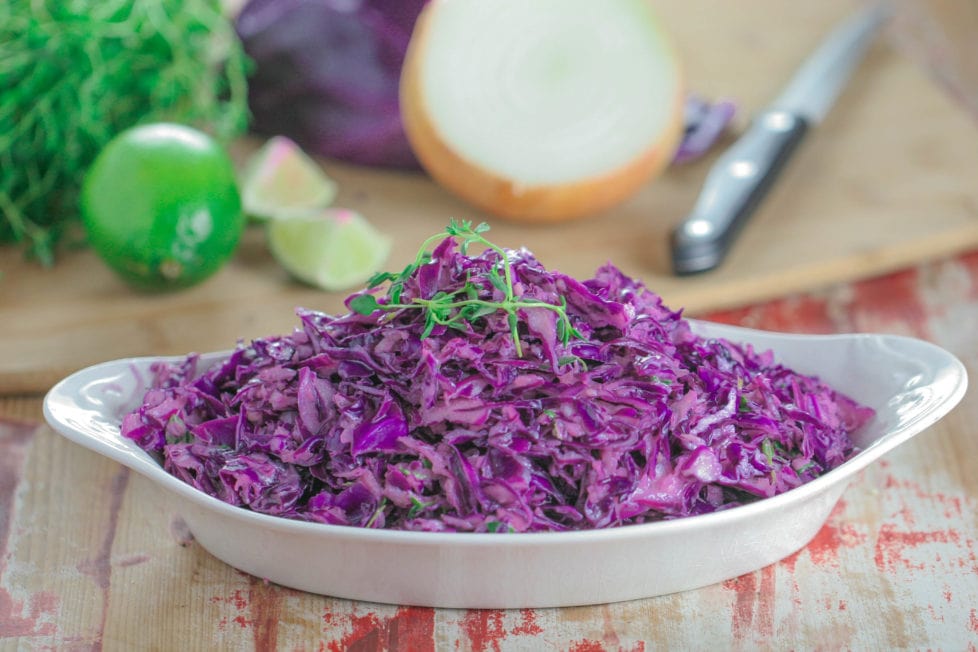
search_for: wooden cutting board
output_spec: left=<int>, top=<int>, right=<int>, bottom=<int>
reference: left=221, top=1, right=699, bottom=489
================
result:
left=3, top=0, right=978, bottom=394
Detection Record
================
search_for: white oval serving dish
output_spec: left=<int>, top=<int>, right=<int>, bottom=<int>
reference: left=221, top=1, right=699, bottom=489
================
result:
left=43, top=321, right=967, bottom=608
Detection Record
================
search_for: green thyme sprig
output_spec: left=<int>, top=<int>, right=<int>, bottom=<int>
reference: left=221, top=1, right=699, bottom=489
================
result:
left=349, top=219, right=582, bottom=357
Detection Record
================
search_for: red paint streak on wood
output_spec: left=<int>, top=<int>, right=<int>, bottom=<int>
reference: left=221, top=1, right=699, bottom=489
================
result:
left=333, top=613, right=381, bottom=652
left=932, top=249, right=978, bottom=304
left=388, top=607, right=436, bottom=651
left=969, top=608, right=978, bottom=633
left=0, top=422, right=59, bottom=638
left=870, top=473, right=978, bottom=575
left=0, top=591, right=58, bottom=639
left=724, top=572, right=757, bottom=636
left=247, top=576, right=282, bottom=651
left=458, top=610, right=506, bottom=652
left=926, top=603, right=946, bottom=623
left=567, top=641, right=607, bottom=652
left=757, top=565, right=776, bottom=636
left=806, top=520, right=868, bottom=568
left=724, top=564, right=775, bottom=640
left=323, top=606, right=435, bottom=652
left=600, top=605, right=621, bottom=649
left=884, top=474, right=970, bottom=521
left=780, top=500, right=864, bottom=572
left=708, top=255, right=966, bottom=337
left=702, top=305, right=752, bottom=326
left=511, top=609, right=542, bottom=636
left=211, top=589, right=252, bottom=632
left=212, top=588, right=248, bottom=611
left=706, top=294, right=836, bottom=334
left=849, top=267, right=930, bottom=336
left=874, top=524, right=962, bottom=573
left=210, top=584, right=289, bottom=641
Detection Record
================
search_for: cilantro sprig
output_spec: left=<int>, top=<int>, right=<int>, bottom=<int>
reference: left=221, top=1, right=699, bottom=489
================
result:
left=349, top=219, right=582, bottom=356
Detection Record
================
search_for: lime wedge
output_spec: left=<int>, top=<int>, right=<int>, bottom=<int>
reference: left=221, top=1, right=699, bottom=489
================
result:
left=241, top=136, right=338, bottom=220
left=267, top=208, right=392, bottom=291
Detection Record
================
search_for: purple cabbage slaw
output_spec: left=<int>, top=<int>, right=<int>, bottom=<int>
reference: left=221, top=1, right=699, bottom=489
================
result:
left=122, top=236, right=873, bottom=533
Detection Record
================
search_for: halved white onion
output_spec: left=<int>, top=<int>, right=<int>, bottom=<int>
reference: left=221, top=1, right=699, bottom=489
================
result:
left=401, top=0, right=685, bottom=222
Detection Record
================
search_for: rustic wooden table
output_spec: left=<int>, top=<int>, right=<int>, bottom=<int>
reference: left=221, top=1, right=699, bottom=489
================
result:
left=3, top=1, right=978, bottom=649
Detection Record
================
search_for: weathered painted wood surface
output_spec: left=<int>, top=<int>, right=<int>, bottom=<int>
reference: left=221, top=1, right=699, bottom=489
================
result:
left=3, top=251, right=977, bottom=650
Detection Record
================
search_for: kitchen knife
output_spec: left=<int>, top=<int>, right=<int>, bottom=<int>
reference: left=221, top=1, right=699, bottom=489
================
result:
left=670, top=4, right=890, bottom=275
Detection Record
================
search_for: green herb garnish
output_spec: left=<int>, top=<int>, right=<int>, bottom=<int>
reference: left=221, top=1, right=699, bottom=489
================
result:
left=351, top=220, right=582, bottom=356
left=796, top=461, right=818, bottom=475
left=761, top=438, right=778, bottom=483
left=738, top=395, right=750, bottom=413
left=365, top=498, right=389, bottom=528
left=407, top=497, right=428, bottom=519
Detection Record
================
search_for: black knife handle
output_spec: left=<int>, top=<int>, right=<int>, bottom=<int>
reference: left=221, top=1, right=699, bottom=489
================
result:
left=670, top=110, right=810, bottom=275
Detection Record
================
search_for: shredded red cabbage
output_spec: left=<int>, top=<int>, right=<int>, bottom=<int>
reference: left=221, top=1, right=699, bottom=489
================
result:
left=122, top=235, right=873, bottom=532
left=673, top=94, right=737, bottom=164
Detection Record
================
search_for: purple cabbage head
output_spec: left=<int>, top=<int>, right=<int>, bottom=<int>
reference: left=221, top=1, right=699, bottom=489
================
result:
left=235, top=0, right=427, bottom=169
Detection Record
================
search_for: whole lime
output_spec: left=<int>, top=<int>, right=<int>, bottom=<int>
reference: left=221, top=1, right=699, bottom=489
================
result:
left=81, top=123, right=244, bottom=291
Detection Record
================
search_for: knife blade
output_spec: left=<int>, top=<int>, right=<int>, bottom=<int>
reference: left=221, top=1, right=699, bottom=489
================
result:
left=669, top=4, right=890, bottom=276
